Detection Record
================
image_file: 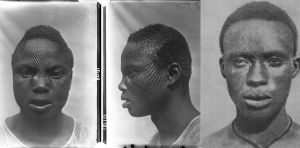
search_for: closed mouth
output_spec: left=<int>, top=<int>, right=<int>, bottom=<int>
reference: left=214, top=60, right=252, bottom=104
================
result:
left=243, top=92, right=272, bottom=108
left=121, top=96, right=130, bottom=102
left=29, top=97, right=52, bottom=107
left=244, top=92, right=271, bottom=101
left=121, top=96, right=131, bottom=108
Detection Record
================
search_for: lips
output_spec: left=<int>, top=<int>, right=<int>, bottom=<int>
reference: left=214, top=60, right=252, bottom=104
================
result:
left=121, top=96, right=130, bottom=108
left=29, top=97, right=52, bottom=112
left=243, top=92, right=272, bottom=108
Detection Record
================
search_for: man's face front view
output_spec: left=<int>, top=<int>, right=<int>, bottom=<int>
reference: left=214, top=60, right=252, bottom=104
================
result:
left=118, top=42, right=169, bottom=117
left=12, top=38, right=72, bottom=121
left=221, top=19, right=299, bottom=121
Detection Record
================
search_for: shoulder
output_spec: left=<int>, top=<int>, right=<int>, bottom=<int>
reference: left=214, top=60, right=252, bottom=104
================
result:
left=274, top=121, right=300, bottom=147
left=201, top=123, right=239, bottom=148
left=0, top=122, right=6, bottom=139
left=73, top=121, right=97, bottom=147
left=173, top=115, right=200, bottom=148
left=148, top=132, right=160, bottom=148
left=0, top=120, right=22, bottom=147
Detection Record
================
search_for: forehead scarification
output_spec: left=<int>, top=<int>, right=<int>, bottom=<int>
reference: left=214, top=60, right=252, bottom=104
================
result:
left=23, top=38, right=59, bottom=52
left=122, top=34, right=169, bottom=67
left=13, top=38, right=70, bottom=70
left=223, top=20, right=294, bottom=57
left=12, top=50, right=70, bottom=78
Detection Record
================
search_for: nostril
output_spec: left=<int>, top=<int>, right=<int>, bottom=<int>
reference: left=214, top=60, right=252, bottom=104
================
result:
left=33, top=86, right=50, bottom=94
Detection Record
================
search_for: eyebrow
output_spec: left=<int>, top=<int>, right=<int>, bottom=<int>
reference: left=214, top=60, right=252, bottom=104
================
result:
left=46, top=64, right=68, bottom=71
left=14, top=64, right=67, bottom=71
left=226, top=51, right=290, bottom=60
left=121, top=63, right=142, bottom=73
left=121, top=64, right=133, bottom=73
left=14, top=64, right=36, bottom=71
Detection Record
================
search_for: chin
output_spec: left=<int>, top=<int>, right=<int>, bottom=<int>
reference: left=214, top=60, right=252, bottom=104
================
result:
left=128, top=110, right=149, bottom=117
left=241, top=109, right=280, bottom=122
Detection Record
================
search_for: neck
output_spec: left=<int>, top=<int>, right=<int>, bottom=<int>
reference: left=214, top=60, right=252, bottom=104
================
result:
left=151, top=90, right=199, bottom=147
left=7, top=111, right=71, bottom=137
left=234, top=107, right=291, bottom=147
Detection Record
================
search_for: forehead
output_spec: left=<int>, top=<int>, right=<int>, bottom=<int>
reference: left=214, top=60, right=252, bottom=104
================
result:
left=13, top=38, right=69, bottom=68
left=24, top=38, right=59, bottom=52
left=223, top=19, right=294, bottom=56
left=121, top=42, right=156, bottom=67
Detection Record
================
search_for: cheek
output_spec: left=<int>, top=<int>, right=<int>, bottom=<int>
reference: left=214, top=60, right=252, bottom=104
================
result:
left=49, top=76, right=71, bottom=103
left=13, top=75, right=29, bottom=94
left=134, top=68, right=163, bottom=93
left=53, top=77, right=71, bottom=93
left=269, top=65, right=293, bottom=92
left=225, top=65, right=246, bottom=95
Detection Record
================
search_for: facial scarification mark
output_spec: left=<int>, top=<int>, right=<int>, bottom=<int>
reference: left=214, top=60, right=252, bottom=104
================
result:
left=122, top=39, right=164, bottom=93
left=24, top=39, right=58, bottom=52
left=13, top=39, right=69, bottom=78
left=225, top=30, right=266, bottom=61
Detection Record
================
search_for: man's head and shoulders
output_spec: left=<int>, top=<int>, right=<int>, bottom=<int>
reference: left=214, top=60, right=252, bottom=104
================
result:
left=203, top=1, right=300, bottom=148
left=118, top=24, right=200, bottom=147
left=0, top=25, right=94, bottom=147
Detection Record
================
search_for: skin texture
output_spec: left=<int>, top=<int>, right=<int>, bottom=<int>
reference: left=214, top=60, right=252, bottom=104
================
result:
left=118, top=42, right=169, bottom=117
left=7, top=38, right=74, bottom=147
left=218, top=19, right=300, bottom=147
left=220, top=20, right=300, bottom=122
left=12, top=38, right=72, bottom=121
left=119, top=41, right=200, bottom=147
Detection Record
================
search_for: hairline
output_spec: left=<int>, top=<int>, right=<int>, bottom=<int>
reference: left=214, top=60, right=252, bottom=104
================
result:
left=12, top=37, right=74, bottom=70
left=221, top=18, right=297, bottom=57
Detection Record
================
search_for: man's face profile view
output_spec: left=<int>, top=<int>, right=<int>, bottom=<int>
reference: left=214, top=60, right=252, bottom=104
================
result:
left=12, top=38, right=72, bottom=121
left=117, top=24, right=199, bottom=148
left=220, top=19, right=300, bottom=121
left=118, top=42, right=168, bottom=117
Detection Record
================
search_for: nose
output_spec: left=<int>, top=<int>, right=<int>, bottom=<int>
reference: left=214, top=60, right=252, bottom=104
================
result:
left=32, top=76, right=50, bottom=94
left=118, top=78, right=127, bottom=92
left=246, top=62, right=268, bottom=87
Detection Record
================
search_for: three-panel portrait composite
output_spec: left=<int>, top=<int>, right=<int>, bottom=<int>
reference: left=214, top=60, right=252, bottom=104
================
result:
left=1, top=0, right=300, bottom=148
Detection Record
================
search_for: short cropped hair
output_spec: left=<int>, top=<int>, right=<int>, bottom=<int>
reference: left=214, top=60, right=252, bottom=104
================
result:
left=12, top=25, right=74, bottom=69
left=128, top=24, right=192, bottom=90
left=219, top=1, right=298, bottom=56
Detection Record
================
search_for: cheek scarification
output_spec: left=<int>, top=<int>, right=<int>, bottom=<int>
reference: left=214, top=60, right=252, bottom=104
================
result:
left=123, top=45, right=163, bottom=93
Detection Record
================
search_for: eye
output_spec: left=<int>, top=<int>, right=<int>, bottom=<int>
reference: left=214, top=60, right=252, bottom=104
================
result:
left=267, top=57, right=283, bottom=67
left=127, top=69, right=137, bottom=78
left=50, top=70, right=63, bottom=79
left=20, top=70, right=33, bottom=78
left=232, top=58, right=248, bottom=68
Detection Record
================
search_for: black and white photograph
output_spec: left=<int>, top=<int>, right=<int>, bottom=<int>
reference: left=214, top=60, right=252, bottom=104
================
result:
left=201, top=0, right=300, bottom=147
left=0, top=2, right=98, bottom=147
left=104, top=1, right=200, bottom=147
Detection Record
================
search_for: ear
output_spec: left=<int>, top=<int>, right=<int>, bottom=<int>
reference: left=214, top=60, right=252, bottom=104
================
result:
left=219, top=57, right=226, bottom=78
left=167, top=63, right=181, bottom=85
left=292, top=57, right=300, bottom=78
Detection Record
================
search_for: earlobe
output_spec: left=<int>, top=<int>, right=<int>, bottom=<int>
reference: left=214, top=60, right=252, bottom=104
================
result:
left=167, top=63, right=181, bottom=85
left=219, top=57, right=226, bottom=78
left=292, top=58, right=300, bottom=78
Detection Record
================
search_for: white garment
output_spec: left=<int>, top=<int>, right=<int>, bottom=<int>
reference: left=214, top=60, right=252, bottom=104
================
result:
left=0, top=119, right=96, bottom=147
left=150, top=115, right=200, bottom=148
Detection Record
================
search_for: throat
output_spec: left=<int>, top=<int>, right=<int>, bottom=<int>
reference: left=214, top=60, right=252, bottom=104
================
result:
left=5, top=113, right=74, bottom=147
left=233, top=114, right=292, bottom=148
left=150, top=95, right=200, bottom=147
